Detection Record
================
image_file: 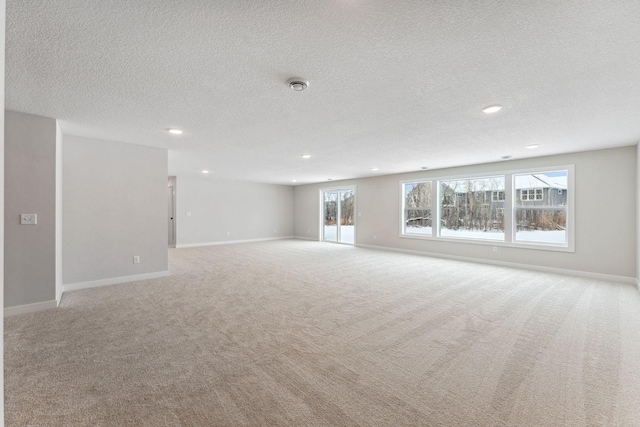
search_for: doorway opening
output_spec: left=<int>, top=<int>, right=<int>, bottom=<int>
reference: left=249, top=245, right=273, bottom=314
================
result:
left=168, top=176, right=177, bottom=248
left=321, top=187, right=356, bottom=245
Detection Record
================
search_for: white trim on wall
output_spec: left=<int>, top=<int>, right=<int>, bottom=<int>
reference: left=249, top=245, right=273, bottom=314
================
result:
left=356, top=243, right=636, bottom=285
left=4, top=300, right=58, bottom=318
left=63, top=270, right=170, bottom=293
left=56, top=121, right=63, bottom=305
left=175, top=236, right=294, bottom=249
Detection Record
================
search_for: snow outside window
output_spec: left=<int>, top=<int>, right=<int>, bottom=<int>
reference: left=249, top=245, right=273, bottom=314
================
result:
left=403, top=182, right=432, bottom=236
left=514, top=171, right=568, bottom=245
left=439, top=176, right=505, bottom=241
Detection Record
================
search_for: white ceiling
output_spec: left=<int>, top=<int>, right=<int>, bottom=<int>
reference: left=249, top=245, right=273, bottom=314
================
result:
left=6, top=0, right=640, bottom=185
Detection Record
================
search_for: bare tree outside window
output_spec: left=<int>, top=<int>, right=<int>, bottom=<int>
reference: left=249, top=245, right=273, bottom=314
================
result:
left=515, top=171, right=567, bottom=244
left=404, top=182, right=432, bottom=235
left=439, top=176, right=505, bottom=241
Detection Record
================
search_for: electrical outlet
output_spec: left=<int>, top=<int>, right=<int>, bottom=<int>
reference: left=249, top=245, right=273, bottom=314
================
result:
left=187, top=211, right=192, bottom=216
left=307, top=229, right=310, bottom=233
left=492, top=247, right=498, bottom=253
left=20, top=214, right=37, bottom=225
left=227, top=231, right=230, bottom=237
left=373, top=235, right=377, bottom=240
left=133, top=256, right=140, bottom=264
left=274, top=228, right=277, bottom=233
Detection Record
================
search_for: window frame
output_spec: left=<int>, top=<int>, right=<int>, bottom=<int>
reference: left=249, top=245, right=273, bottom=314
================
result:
left=401, top=181, right=435, bottom=237
left=438, top=175, right=506, bottom=243
left=399, top=165, right=575, bottom=252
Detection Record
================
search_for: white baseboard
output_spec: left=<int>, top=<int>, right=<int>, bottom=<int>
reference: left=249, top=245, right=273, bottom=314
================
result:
left=636, top=279, right=640, bottom=294
left=294, top=235, right=318, bottom=241
left=356, top=243, right=636, bottom=285
left=176, top=236, right=294, bottom=248
left=63, top=270, right=170, bottom=293
left=4, top=300, right=58, bottom=318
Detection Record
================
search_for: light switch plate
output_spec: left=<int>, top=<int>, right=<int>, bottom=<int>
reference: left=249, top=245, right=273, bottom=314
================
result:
left=21, top=214, right=37, bottom=225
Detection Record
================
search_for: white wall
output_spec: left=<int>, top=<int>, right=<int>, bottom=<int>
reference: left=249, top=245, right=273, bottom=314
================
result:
left=4, top=111, right=57, bottom=308
left=637, top=142, right=640, bottom=286
left=63, top=135, right=168, bottom=285
left=176, top=175, right=293, bottom=246
left=295, top=146, right=637, bottom=279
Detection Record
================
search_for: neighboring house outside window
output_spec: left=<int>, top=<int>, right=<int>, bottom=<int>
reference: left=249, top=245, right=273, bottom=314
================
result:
left=492, top=190, right=505, bottom=201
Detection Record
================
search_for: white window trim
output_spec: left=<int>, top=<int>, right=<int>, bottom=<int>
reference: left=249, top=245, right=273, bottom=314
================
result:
left=400, top=181, right=435, bottom=238
left=399, top=165, right=575, bottom=252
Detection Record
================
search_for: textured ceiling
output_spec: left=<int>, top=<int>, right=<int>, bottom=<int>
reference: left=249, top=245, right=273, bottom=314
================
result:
left=6, top=0, right=640, bottom=185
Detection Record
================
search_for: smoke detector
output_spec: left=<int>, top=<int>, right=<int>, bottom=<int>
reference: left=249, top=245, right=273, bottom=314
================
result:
left=287, top=78, right=309, bottom=91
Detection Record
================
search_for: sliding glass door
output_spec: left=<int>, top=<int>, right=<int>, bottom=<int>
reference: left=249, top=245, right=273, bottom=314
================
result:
left=322, top=188, right=355, bottom=244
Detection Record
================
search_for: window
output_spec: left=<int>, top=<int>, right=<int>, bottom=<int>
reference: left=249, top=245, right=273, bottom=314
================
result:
left=439, top=176, right=505, bottom=241
left=400, top=166, right=573, bottom=251
left=492, top=191, right=505, bottom=201
left=520, top=188, right=543, bottom=201
left=403, top=182, right=432, bottom=235
left=514, top=171, right=568, bottom=245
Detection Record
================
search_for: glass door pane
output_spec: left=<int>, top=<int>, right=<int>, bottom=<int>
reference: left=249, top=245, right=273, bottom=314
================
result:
left=323, top=191, right=338, bottom=242
left=339, top=190, right=354, bottom=244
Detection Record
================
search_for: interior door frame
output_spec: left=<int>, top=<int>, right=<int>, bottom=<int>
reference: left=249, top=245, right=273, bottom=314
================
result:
left=168, top=176, right=177, bottom=248
left=319, top=185, right=357, bottom=245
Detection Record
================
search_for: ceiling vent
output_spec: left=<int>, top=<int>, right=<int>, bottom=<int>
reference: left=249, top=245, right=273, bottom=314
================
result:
left=287, top=78, right=309, bottom=91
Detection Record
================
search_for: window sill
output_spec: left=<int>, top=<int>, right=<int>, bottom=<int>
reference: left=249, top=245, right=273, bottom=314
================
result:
left=399, top=233, right=575, bottom=253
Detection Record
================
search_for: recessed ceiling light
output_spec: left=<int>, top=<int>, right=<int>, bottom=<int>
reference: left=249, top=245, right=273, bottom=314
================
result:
left=482, top=105, right=503, bottom=114
left=526, top=144, right=539, bottom=149
left=287, top=78, right=309, bottom=91
left=501, top=155, right=512, bottom=160
left=301, top=154, right=311, bottom=159
left=201, top=170, right=209, bottom=174
left=168, top=128, right=183, bottom=135
left=292, top=179, right=297, bottom=183
left=371, top=167, right=379, bottom=171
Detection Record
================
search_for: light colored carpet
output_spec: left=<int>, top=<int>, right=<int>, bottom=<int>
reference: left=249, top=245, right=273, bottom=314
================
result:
left=5, top=240, right=640, bottom=426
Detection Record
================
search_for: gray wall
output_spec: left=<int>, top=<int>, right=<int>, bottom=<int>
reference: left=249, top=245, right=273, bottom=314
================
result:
left=63, top=135, right=168, bottom=284
left=4, top=111, right=57, bottom=307
left=4, top=111, right=56, bottom=307
left=176, top=175, right=293, bottom=246
left=295, top=146, right=637, bottom=278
